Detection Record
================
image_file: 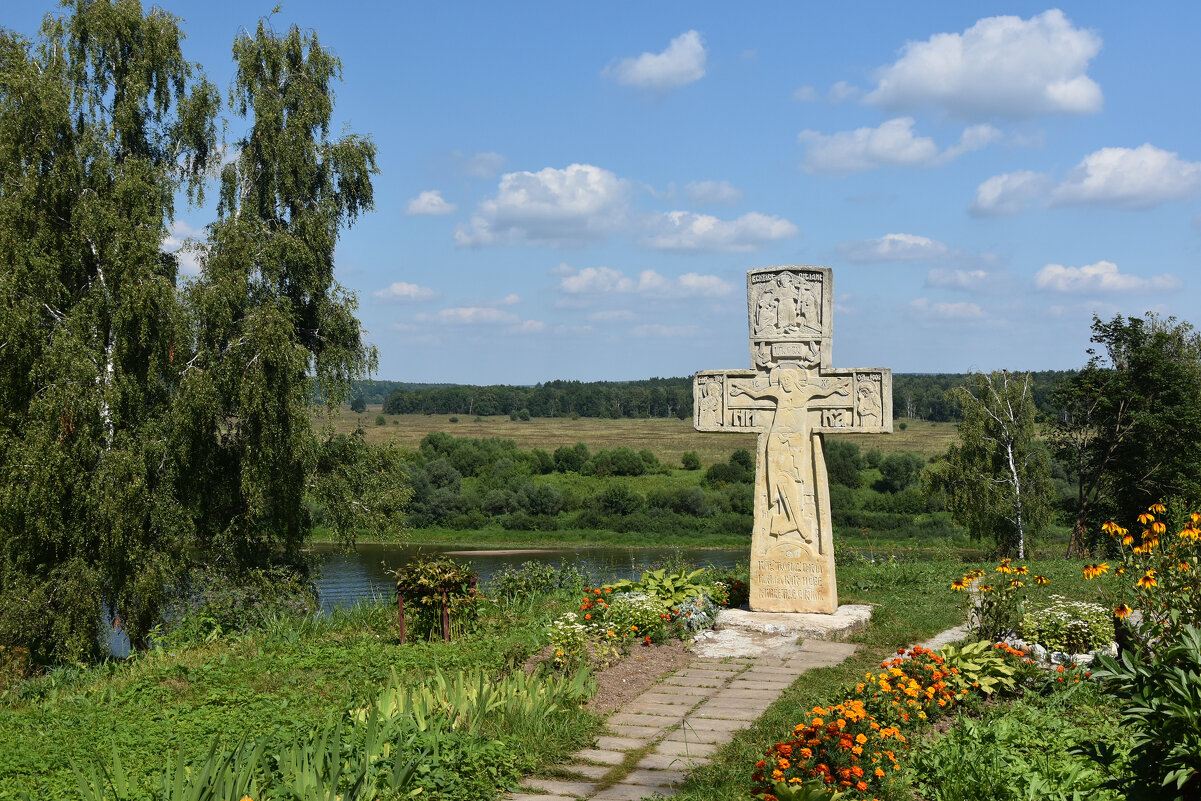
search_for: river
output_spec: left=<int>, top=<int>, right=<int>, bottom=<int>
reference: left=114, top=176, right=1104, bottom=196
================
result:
left=107, top=543, right=741, bottom=656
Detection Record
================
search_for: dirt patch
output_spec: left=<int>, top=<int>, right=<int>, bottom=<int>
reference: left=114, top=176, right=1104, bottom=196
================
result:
left=589, top=640, right=695, bottom=715
left=522, top=639, right=696, bottom=716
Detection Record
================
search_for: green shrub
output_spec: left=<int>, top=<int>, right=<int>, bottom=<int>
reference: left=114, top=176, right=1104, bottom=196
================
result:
left=1020, top=596, right=1115, bottom=654
left=449, top=416, right=459, bottom=423
left=681, top=450, right=701, bottom=470
left=553, top=442, right=589, bottom=473
left=387, top=555, right=481, bottom=641
left=1082, top=624, right=1201, bottom=800
left=595, top=484, right=643, bottom=515
left=154, top=567, right=317, bottom=647
left=375, top=414, right=386, bottom=426
left=486, top=561, right=588, bottom=599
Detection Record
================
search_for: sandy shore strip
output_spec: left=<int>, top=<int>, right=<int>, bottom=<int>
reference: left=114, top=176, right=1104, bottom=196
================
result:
left=440, top=548, right=559, bottom=556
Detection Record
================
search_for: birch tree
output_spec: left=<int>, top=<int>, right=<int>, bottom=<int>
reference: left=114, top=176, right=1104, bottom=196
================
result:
left=0, top=0, right=218, bottom=660
left=925, top=371, right=1054, bottom=558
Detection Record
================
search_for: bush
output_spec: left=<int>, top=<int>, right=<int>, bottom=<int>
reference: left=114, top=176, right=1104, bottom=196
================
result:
left=595, top=484, right=643, bottom=515
left=517, top=408, right=531, bottom=421
left=876, top=452, right=925, bottom=493
left=448, top=416, right=459, bottom=423
left=520, top=482, right=564, bottom=516
left=349, top=395, right=367, bottom=413
left=731, top=448, right=754, bottom=471
left=154, top=567, right=317, bottom=647
left=825, top=439, right=863, bottom=488
left=486, top=561, right=588, bottom=599
left=374, top=414, right=386, bottom=426
left=1020, top=596, right=1114, bottom=654
left=704, top=461, right=751, bottom=486
left=681, top=451, right=701, bottom=470
left=386, top=555, right=481, bottom=641
left=482, top=488, right=520, bottom=515
left=1086, top=624, right=1201, bottom=800
left=553, top=442, right=590, bottom=473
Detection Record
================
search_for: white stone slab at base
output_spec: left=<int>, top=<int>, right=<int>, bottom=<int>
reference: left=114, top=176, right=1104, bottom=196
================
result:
left=714, top=605, right=873, bottom=641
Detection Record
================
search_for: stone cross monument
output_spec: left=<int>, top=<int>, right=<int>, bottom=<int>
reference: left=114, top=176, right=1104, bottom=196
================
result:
left=694, top=266, right=891, bottom=614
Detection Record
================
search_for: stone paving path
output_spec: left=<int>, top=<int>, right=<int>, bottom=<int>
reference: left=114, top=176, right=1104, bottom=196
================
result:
left=506, top=638, right=860, bottom=801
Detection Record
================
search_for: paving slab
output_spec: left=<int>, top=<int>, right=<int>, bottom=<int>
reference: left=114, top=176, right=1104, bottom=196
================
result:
left=608, top=724, right=665, bottom=740
left=660, top=674, right=724, bottom=687
left=559, top=764, right=612, bottom=780
left=637, top=692, right=701, bottom=706
left=795, top=640, right=861, bottom=657
left=674, top=716, right=748, bottom=734
left=654, top=739, right=720, bottom=757
left=520, top=777, right=597, bottom=797
left=609, top=712, right=677, bottom=728
left=642, top=683, right=713, bottom=696
left=671, top=668, right=742, bottom=679
left=633, top=703, right=691, bottom=718
left=507, top=794, right=578, bottom=801
left=706, top=689, right=779, bottom=703
left=623, top=767, right=689, bottom=786
left=728, top=679, right=794, bottom=691
left=594, top=735, right=650, bottom=751
left=687, top=704, right=763, bottom=721
left=589, top=784, right=665, bottom=801
left=662, top=726, right=734, bottom=745
left=635, top=752, right=710, bottom=771
left=572, top=748, right=627, bottom=766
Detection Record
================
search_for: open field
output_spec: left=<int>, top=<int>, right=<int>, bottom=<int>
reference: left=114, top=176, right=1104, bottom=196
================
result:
left=326, top=407, right=958, bottom=465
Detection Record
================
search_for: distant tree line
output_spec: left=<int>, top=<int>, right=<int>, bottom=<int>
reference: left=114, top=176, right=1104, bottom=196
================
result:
left=380, top=378, right=694, bottom=419
left=367, top=372, right=1074, bottom=422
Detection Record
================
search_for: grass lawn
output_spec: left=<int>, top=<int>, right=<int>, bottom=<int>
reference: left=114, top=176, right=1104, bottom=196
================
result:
left=323, top=408, right=958, bottom=465
left=0, top=553, right=1105, bottom=798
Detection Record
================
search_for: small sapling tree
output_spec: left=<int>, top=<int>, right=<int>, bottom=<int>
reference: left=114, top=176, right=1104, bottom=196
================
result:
left=925, top=371, right=1054, bottom=558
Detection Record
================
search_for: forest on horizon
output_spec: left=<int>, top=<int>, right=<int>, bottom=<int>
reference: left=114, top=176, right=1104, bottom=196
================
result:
left=351, top=370, right=1074, bottom=423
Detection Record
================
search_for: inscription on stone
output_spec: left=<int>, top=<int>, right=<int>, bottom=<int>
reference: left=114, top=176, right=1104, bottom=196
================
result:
left=694, top=266, right=892, bottom=614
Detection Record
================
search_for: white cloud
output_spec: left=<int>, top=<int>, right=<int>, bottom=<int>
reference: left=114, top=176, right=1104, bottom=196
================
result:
left=557, top=266, right=735, bottom=298
left=163, top=220, right=204, bottom=276
left=1051, top=144, right=1201, bottom=209
left=510, top=320, right=545, bottom=333
left=865, top=10, right=1102, bottom=119
left=911, top=298, right=986, bottom=320
left=461, top=151, right=507, bottom=179
left=678, top=273, right=735, bottom=296
left=419, top=307, right=520, bottom=325
left=792, top=85, right=818, bottom=102
left=604, top=30, right=707, bottom=93
left=493, top=293, right=521, bottom=306
left=798, top=117, right=998, bottom=173
left=643, top=210, right=799, bottom=252
left=405, top=190, right=456, bottom=216
left=685, top=180, right=743, bottom=205
left=838, top=232, right=951, bottom=263
left=1034, top=261, right=1182, bottom=293
left=374, top=281, right=438, bottom=302
left=972, top=145, right=1201, bottom=216
left=969, top=170, right=1054, bottom=216
left=925, top=269, right=993, bottom=291
left=632, top=324, right=701, bottom=338
left=455, top=163, right=628, bottom=247
left=829, top=81, right=859, bottom=103
left=589, top=310, right=636, bottom=322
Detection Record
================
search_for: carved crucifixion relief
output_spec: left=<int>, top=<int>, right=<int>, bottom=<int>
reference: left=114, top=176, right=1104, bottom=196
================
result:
left=694, top=266, right=892, bottom=614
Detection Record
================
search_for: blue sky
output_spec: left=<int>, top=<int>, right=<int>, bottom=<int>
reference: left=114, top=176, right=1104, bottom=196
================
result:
left=8, top=3, right=1201, bottom=383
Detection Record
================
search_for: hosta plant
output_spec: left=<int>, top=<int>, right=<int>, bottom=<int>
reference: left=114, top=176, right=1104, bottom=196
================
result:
left=937, top=640, right=1020, bottom=696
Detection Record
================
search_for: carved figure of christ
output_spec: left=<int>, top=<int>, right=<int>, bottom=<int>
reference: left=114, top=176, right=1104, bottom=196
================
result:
left=729, top=367, right=849, bottom=548
left=694, top=265, right=891, bottom=614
